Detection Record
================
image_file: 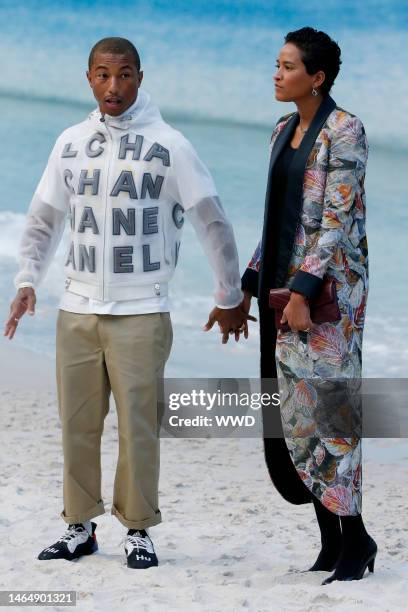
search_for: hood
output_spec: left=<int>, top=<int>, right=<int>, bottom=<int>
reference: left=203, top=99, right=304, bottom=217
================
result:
left=88, top=89, right=164, bottom=130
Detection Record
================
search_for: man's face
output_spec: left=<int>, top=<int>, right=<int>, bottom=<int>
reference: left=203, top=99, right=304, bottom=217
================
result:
left=86, top=51, right=143, bottom=116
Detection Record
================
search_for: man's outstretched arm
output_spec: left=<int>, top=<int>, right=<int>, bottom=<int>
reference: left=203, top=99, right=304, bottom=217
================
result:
left=186, top=196, right=256, bottom=343
left=5, top=187, right=67, bottom=339
left=5, top=136, right=69, bottom=339
left=169, top=139, right=257, bottom=343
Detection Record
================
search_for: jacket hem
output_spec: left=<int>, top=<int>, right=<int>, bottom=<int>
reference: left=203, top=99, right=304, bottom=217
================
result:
left=66, top=278, right=169, bottom=301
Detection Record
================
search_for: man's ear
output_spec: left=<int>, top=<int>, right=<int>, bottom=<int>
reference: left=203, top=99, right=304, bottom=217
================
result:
left=86, top=70, right=92, bottom=87
left=138, top=70, right=144, bottom=86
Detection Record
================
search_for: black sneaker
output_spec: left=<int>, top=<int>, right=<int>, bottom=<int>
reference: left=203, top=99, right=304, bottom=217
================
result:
left=38, top=521, right=98, bottom=561
left=125, top=529, right=158, bottom=569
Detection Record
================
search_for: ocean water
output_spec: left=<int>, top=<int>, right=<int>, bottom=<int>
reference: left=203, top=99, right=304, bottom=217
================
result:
left=0, top=0, right=407, bottom=378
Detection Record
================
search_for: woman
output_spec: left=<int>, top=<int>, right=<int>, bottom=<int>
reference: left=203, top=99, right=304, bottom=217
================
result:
left=241, top=27, right=377, bottom=584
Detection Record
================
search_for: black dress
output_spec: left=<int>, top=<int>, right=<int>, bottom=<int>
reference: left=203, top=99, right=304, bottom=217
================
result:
left=242, top=95, right=357, bottom=510
left=242, top=130, right=313, bottom=505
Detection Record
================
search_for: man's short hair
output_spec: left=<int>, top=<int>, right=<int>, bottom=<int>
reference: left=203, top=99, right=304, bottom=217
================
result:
left=88, top=37, right=141, bottom=71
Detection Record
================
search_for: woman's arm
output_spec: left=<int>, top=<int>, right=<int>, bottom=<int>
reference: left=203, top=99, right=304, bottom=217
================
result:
left=241, top=240, right=261, bottom=298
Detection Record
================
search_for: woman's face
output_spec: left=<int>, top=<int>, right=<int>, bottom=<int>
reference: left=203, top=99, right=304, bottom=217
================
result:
left=274, top=43, right=324, bottom=102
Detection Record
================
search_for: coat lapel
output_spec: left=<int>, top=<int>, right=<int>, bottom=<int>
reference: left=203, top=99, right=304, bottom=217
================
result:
left=261, top=113, right=298, bottom=231
left=258, top=113, right=298, bottom=300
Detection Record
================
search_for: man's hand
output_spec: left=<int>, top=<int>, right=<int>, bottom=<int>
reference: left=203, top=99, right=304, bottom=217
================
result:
left=4, top=287, right=36, bottom=340
left=281, top=291, right=314, bottom=332
left=203, top=294, right=257, bottom=344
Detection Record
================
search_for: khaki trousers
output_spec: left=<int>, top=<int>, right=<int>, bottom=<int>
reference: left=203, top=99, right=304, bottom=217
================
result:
left=56, top=309, right=172, bottom=529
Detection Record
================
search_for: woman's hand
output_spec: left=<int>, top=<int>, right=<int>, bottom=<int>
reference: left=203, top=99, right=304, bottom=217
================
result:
left=281, top=291, right=314, bottom=332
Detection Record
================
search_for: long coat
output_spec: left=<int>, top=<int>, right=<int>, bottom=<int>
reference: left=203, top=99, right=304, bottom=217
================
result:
left=242, top=95, right=369, bottom=516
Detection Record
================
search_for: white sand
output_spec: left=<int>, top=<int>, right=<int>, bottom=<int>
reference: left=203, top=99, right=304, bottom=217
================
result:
left=0, top=341, right=407, bottom=612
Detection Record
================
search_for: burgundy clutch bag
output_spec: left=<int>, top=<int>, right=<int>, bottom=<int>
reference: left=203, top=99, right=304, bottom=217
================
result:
left=269, top=277, right=341, bottom=332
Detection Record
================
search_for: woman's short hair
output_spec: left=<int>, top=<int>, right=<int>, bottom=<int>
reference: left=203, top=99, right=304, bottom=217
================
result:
left=284, top=27, right=342, bottom=95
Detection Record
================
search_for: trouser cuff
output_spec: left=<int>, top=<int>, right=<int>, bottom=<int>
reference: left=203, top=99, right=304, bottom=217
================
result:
left=111, top=505, right=162, bottom=529
left=60, top=500, right=106, bottom=524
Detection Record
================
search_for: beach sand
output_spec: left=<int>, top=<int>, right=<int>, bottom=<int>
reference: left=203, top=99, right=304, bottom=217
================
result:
left=0, top=341, right=407, bottom=611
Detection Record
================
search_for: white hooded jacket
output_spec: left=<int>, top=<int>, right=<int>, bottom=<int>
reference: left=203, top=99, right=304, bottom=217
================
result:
left=15, top=90, right=243, bottom=309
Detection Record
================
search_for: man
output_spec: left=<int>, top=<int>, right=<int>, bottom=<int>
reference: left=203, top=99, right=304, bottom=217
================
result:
left=4, top=37, right=253, bottom=568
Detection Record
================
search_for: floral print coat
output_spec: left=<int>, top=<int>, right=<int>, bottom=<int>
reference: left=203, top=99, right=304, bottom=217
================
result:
left=242, top=95, right=369, bottom=516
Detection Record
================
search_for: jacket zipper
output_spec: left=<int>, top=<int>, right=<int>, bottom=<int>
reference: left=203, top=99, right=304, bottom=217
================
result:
left=102, top=120, right=114, bottom=301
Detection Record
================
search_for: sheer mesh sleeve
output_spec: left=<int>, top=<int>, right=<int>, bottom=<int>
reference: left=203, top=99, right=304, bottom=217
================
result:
left=186, top=196, right=243, bottom=308
left=14, top=194, right=67, bottom=289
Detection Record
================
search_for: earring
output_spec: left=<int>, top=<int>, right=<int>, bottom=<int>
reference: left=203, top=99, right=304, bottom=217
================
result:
left=312, top=88, right=318, bottom=97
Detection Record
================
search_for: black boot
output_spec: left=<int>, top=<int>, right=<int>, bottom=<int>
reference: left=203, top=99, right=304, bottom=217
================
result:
left=322, top=514, right=377, bottom=584
left=308, top=496, right=342, bottom=572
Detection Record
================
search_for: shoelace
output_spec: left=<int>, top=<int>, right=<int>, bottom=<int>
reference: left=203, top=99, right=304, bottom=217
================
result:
left=125, top=532, right=149, bottom=551
left=57, top=525, right=87, bottom=544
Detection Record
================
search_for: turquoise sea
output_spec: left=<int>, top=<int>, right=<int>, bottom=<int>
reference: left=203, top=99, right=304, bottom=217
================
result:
left=0, top=0, right=407, bottom=378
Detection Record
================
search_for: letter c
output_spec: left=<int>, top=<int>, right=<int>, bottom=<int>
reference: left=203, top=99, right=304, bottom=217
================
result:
left=85, top=133, right=106, bottom=158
